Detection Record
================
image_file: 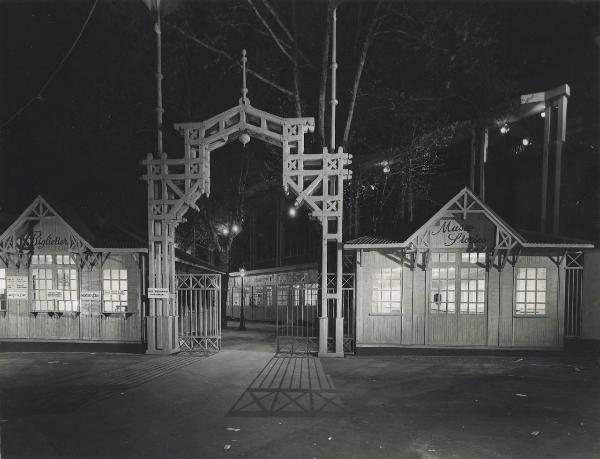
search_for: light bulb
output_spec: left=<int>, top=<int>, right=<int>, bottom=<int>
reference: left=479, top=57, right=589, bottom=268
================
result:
left=232, top=224, right=240, bottom=234
left=500, top=124, right=510, bottom=135
left=383, top=165, right=391, bottom=174
left=239, top=132, right=251, bottom=145
left=540, top=111, right=546, bottom=119
left=288, top=206, right=297, bottom=217
left=522, top=138, right=530, bottom=146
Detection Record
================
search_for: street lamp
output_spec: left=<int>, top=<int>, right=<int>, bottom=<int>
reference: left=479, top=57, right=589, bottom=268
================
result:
left=239, top=268, right=246, bottom=331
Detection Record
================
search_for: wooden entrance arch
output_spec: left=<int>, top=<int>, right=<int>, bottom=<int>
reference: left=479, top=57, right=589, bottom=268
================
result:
left=143, top=51, right=352, bottom=356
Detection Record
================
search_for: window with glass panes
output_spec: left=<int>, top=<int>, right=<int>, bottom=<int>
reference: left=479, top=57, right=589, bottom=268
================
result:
left=371, top=268, right=402, bottom=314
left=430, top=253, right=456, bottom=313
left=265, top=286, right=273, bottom=306
left=459, top=252, right=486, bottom=314
left=252, top=287, right=263, bottom=307
left=515, top=268, right=546, bottom=315
left=0, top=268, right=6, bottom=311
left=102, top=269, right=128, bottom=312
left=304, top=284, right=319, bottom=307
left=31, top=254, right=79, bottom=312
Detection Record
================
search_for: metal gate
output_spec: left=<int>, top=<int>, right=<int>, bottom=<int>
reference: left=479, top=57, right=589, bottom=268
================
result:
left=177, top=274, right=221, bottom=352
left=564, top=252, right=584, bottom=337
left=276, top=273, right=355, bottom=355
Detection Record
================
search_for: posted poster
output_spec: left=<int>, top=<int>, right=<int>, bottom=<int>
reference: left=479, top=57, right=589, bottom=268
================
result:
left=7, top=276, right=28, bottom=300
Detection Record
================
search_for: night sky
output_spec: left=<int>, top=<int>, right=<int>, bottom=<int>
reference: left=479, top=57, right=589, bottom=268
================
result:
left=0, top=0, right=598, bottom=240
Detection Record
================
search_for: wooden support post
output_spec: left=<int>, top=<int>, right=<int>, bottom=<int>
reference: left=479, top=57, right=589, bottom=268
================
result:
left=319, top=222, right=329, bottom=356
left=541, top=104, right=551, bottom=233
left=553, top=95, right=568, bottom=235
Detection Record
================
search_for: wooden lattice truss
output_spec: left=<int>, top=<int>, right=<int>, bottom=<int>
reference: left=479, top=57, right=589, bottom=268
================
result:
left=380, top=188, right=526, bottom=272
left=0, top=196, right=111, bottom=270
left=143, top=62, right=352, bottom=354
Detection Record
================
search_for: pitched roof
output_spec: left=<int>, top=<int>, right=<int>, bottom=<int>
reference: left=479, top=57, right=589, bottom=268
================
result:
left=345, top=187, right=594, bottom=250
left=345, top=236, right=401, bottom=248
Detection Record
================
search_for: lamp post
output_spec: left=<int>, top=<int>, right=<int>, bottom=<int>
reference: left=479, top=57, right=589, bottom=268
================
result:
left=239, top=268, right=246, bottom=331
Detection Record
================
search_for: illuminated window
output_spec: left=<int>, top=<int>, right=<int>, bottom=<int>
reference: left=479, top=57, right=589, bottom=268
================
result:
left=431, top=266, right=456, bottom=313
left=103, top=269, right=128, bottom=312
left=304, top=284, right=319, bottom=307
left=277, top=286, right=289, bottom=306
left=252, top=288, right=263, bottom=307
left=460, top=267, right=486, bottom=314
left=232, top=289, right=241, bottom=307
left=31, top=267, right=54, bottom=311
left=0, top=268, right=6, bottom=311
left=371, top=268, right=402, bottom=314
left=56, top=268, right=78, bottom=312
left=265, top=286, right=273, bottom=307
left=29, top=254, right=79, bottom=312
left=515, top=268, right=546, bottom=315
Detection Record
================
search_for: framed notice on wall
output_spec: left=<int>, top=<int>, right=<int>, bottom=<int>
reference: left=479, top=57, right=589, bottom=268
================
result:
left=7, top=276, right=28, bottom=299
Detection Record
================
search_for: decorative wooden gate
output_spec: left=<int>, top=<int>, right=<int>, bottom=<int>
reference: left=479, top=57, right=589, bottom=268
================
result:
left=176, top=274, right=221, bottom=352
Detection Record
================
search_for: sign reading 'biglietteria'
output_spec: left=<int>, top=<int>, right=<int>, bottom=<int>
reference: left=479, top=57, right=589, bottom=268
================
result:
left=148, top=288, right=169, bottom=299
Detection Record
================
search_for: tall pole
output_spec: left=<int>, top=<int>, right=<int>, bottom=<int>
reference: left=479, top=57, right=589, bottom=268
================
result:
left=155, top=5, right=164, bottom=157
left=330, top=8, right=337, bottom=151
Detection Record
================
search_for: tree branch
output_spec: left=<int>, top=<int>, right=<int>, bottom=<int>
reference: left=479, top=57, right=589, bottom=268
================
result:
left=341, top=1, right=381, bottom=150
left=166, top=21, right=295, bottom=97
left=247, top=0, right=296, bottom=64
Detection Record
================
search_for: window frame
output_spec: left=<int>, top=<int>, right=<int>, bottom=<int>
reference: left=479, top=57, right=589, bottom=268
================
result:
left=430, top=251, right=487, bottom=316
left=514, top=267, right=547, bottom=317
left=0, top=267, right=6, bottom=312
left=102, top=268, right=129, bottom=313
left=370, top=267, right=403, bottom=315
left=30, top=254, right=79, bottom=313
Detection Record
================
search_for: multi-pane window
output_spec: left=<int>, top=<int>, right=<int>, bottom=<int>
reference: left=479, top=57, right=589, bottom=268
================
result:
left=431, top=265, right=456, bottom=313
left=431, top=252, right=487, bottom=315
left=304, top=285, right=319, bottom=307
left=103, top=269, right=128, bottom=312
left=265, top=286, right=273, bottom=307
left=31, top=255, right=78, bottom=312
left=371, top=268, right=402, bottom=314
left=277, top=286, right=289, bottom=306
left=0, top=268, right=6, bottom=311
left=56, top=268, right=78, bottom=312
left=31, top=267, right=54, bottom=311
left=231, top=289, right=241, bottom=307
left=252, top=288, right=263, bottom=307
left=460, top=253, right=486, bottom=314
left=515, top=268, right=546, bottom=315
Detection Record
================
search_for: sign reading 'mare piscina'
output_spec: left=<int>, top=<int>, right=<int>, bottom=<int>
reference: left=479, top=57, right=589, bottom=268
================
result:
left=430, top=214, right=494, bottom=251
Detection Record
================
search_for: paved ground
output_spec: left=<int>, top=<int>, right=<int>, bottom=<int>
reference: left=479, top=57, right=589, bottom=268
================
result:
left=0, top=322, right=599, bottom=459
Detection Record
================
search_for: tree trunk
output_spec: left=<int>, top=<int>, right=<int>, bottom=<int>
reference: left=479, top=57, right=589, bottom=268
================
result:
left=341, top=1, right=380, bottom=150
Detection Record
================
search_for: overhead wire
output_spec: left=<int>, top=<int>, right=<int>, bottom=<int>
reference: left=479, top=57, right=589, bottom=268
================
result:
left=0, top=0, right=99, bottom=131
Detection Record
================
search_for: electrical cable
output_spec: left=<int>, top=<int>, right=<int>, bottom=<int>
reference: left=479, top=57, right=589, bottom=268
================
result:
left=0, top=0, right=98, bottom=131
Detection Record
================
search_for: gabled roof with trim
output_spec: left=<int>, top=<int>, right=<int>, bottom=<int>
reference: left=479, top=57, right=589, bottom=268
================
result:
left=345, top=187, right=594, bottom=250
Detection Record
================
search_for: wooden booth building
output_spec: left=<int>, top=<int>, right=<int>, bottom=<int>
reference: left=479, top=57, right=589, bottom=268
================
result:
left=345, top=188, right=593, bottom=350
left=0, top=196, right=216, bottom=350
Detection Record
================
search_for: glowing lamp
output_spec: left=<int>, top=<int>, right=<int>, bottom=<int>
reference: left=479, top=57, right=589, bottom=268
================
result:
left=500, top=124, right=510, bottom=135
left=522, top=138, right=530, bottom=146
left=288, top=206, right=297, bottom=217
left=239, top=132, right=251, bottom=145
left=232, top=224, right=240, bottom=234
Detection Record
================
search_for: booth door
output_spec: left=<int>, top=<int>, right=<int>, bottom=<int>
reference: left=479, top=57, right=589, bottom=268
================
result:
left=427, top=253, right=487, bottom=346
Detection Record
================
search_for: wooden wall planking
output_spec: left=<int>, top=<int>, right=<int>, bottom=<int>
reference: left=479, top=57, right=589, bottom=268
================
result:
left=0, top=252, right=143, bottom=343
left=356, top=249, right=566, bottom=349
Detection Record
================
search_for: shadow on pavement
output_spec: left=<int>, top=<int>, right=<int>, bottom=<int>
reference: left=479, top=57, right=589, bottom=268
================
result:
left=227, top=354, right=344, bottom=417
